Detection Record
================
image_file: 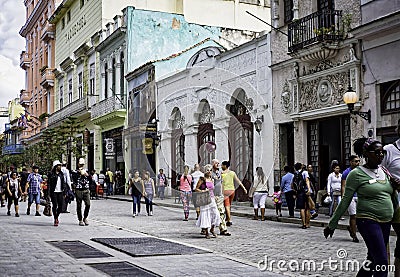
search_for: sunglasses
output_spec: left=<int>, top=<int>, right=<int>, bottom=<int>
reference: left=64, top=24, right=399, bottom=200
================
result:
left=368, top=150, right=387, bottom=156
left=352, top=160, right=361, bottom=163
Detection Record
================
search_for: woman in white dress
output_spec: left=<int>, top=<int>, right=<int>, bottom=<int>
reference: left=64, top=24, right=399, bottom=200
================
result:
left=195, top=172, right=221, bottom=238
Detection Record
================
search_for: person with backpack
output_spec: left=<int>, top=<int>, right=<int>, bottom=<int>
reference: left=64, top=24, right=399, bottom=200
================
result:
left=72, top=158, right=91, bottom=226
left=292, top=162, right=312, bottom=229
left=6, top=171, right=22, bottom=217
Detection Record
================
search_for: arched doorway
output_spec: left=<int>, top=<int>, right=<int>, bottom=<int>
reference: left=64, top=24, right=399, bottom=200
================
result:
left=170, top=108, right=186, bottom=187
left=227, top=89, right=254, bottom=202
left=197, top=100, right=215, bottom=166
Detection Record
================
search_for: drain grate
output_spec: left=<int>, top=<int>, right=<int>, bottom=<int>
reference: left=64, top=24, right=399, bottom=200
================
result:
left=88, top=261, right=160, bottom=276
left=91, top=237, right=210, bottom=257
left=47, top=240, right=112, bottom=259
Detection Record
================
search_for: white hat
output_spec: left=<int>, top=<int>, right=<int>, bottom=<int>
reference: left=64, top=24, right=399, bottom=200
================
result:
left=53, top=160, right=62, bottom=168
left=78, top=158, right=85, bottom=165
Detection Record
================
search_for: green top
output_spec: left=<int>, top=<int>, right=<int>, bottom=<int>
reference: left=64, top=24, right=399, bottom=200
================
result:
left=222, top=171, right=235, bottom=191
left=328, top=167, right=394, bottom=230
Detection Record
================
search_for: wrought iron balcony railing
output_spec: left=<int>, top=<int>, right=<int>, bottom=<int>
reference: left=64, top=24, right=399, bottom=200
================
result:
left=48, top=97, right=88, bottom=126
left=91, top=94, right=126, bottom=119
left=2, top=144, right=24, bottom=155
left=288, top=10, right=344, bottom=53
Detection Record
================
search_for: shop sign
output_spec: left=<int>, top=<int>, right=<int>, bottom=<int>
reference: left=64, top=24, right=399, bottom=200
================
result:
left=105, top=138, right=115, bottom=159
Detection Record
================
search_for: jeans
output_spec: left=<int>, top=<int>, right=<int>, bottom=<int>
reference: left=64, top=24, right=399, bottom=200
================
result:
left=356, top=218, right=391, bottom=277
left=145, top=193, right=153, bottom=215
left=158, top=186, right=165, bottom=199
left=132, top=194, right=141, bottom=215
left=329, top=192, right=341, bottom=216
left=75, top=189, right=90, bottom=221
left=284, top=190, right=296, bottom=217
left=107, top=182, right=113, bottom=196
left=50, top=192, right=63, bottom=219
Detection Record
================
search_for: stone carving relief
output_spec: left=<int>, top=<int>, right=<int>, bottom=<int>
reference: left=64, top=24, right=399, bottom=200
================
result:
left=299, top=72, right=347, bottom=112
left=317, top=80, right=332, bottom=103
left=293, top=83, right=298, bottom=112
left=199, top=105, right=215, bottom=124
left=281, top=81, right=291, bottom=114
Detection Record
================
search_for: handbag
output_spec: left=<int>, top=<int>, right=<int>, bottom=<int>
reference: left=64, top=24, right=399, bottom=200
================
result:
left=43, top=204, right=52, bottom=217
left=40, top=198, right=49, bottom=206
left=193, top=190, right=211, bottom=206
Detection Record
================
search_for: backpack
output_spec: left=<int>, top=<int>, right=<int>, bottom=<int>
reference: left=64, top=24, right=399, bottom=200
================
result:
left=291, top=171, right=308, bottom=193
left=105, top=174, right=111, bottom=183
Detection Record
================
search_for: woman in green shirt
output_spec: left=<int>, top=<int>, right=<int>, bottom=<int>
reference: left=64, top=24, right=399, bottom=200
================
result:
left=324, top=137, right=394, bottom=277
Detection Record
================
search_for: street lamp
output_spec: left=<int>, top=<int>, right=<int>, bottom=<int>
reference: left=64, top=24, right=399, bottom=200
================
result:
left=254, top=115, right=264, bottom=135
left=343, top=86, right=371, bottom=123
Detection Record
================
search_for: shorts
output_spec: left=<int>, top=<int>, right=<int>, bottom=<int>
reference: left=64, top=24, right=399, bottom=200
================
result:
left=296, top=192, right=307, bottom=210
left=253, top=192, right=268, bottom=208
left=347, top=197, right=357, bottom=216
left=7, top=194, right=18, bottom=206
left=29, top=193, right=41, bottom=204
left=223, top=190, right=235, bottom=206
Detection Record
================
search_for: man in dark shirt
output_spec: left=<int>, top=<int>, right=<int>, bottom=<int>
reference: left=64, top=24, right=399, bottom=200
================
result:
left=19, top=168, right=29, bottom=202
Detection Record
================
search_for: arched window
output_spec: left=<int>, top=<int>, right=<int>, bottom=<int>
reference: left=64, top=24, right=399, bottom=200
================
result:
left=381, top=80, right=400, bottom=114
left=227, top=89, right=254, bottom=201
left=171, top=108, right=186, bottom=186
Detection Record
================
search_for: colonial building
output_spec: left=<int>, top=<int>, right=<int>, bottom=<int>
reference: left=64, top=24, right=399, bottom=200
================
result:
left=157, top=34, right=272, bottom=201
left=48, top=0, right=136, bottom=170
left=270, top=0, right=365, bottom=185
left=122, top=7, right=262, bottom=179
left=352, top=1, right=400, bottom=144
left=19, top=0, right=61, bottom=143
left=2, top=99, right=26, bottom=156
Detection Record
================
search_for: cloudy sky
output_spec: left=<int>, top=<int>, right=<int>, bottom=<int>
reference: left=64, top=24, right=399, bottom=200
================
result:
left=0, top=0, right=26, bottom=131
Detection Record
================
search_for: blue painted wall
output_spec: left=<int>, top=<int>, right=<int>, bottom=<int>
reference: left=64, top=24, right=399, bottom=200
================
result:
left=126, top=7, right=221, bottom=75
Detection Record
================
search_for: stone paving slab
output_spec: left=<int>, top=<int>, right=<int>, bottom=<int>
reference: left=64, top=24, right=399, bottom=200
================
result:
left=92, top=237, right=211, bottom=256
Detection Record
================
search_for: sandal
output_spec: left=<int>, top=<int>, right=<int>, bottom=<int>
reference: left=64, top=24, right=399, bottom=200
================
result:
left=205, top=234, right=211, bottom=239
left=210, top=230, right=217, bottom=238
left=301, top=225, right=307, bottom=229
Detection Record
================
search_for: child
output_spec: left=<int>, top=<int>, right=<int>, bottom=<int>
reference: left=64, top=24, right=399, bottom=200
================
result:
left=272, top=185, right=282, bottom=217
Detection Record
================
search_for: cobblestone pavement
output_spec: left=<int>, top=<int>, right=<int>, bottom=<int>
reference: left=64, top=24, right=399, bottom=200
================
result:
left=0, top=197, right=396, bottom=276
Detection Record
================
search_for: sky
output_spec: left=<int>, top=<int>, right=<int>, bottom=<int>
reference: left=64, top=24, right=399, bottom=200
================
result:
left=0, top=0, right=26, bottom=131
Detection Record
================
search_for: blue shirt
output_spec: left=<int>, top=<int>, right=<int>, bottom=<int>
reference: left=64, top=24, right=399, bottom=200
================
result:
left=281, top=172, right=294, bottom=193
left=342, top=167, right=357, bottom=197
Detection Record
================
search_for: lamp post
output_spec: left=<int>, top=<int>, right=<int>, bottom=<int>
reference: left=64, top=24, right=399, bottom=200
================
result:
left=343, top=86, right=371, bottom=123
left=254, top=115, right=264, bottom=135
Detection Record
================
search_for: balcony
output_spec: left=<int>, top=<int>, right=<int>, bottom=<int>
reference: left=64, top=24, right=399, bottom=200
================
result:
left=40, top=67, right=55, bottom=88
left=48, top=97, right=88, bottom=126
left=20, top=90, right=30, bottom=106
left=20, top=51, right=30, bottom=69
left=91, top=94, right=126, bottom=120
left=2, top=144, right=24, bottom=155
left=288, top=10, right=344, bottom=62
left=41, top=22, right=55, bottom=41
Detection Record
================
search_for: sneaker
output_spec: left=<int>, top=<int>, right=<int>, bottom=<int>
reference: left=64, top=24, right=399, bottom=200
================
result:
left=35, top=211, right=41, bottom=216
left=311, top=212, right=319, bottom=219
left=83, top=218, right=89, bottom=226
left=132, top=214, right=136, bottom=218
left=150, top=211, right=153, bottom=216
left=226, top=221, right=232, bottom=226
left=27, top=209, right=30, bottom=215
left=15, top=213, right=19, bottom=217
left=220, top=231, right=231, bottom=236
left=1, top=204, right=5, bottom=207
left=7, top=211, right=10, bottom=216
left=79, top=221, right=85, bottom=226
